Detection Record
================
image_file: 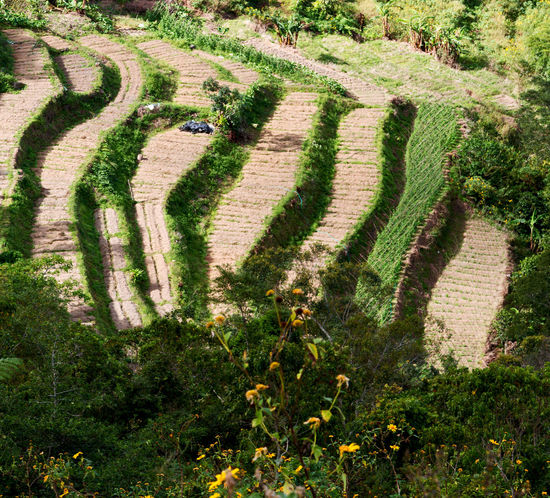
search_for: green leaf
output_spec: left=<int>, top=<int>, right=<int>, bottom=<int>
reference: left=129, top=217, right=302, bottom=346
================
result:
left=306, top=343, right=318, bottom=360
left=296, top=367, right=304, bottom=380
left=321, top=409, right=332, bottom=422
left=0, top=358, right=22, bottom=383
left=312, top=445, right=323, bottom=462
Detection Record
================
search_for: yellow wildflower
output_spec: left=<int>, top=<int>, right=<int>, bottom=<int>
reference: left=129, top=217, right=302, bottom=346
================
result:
left=336, top=374, right=350, bottom=388
left=294, top=465, right=303, bottom=474
left=210, top=494, right=221, bottom=498
left=252, top=447, right=268, bottom=462
left=304, top=416, right=321, bottom=429
left=292, top=319, right=304, bottom=327
left=339, top=443, right=360, bottom=457
left=390, top=444, right=400, bottom=451
left=197, top=454, right=206, bottom=461
left=214, top=315, right=225, bottom=324
left=387, top=423, right=398, bottom=433
left=266, top=289, right=275, bottom=296
left=303, top=308, right=312, bottom=316
left=208, top=471, right=226, bottom=491
left=245, top=389, right=259, bottom=403
left=256, top=383, right=269, bottom=391
left=292, top=288, right=304, bottom=295
left=516, top=459, right=522, bottom=465
left=269, top=361, right=280, bottom=371
left=73, top=451, right=83, bottom=459
left=43, top=475, right=49, bottom=483
left=60, top=490, right=69, bottom=498
left=489, top=439, right=499, bottom=446
left=206, top=321, right=215, bottom=329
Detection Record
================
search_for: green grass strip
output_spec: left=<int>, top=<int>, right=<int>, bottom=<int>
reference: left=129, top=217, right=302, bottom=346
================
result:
left=358, top=102, right=460, bottom=324
left=0, top=30, right=17, bottom=93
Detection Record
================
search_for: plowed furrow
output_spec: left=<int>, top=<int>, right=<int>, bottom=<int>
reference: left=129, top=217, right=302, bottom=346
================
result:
left=96, top=208, right=142, bottom=329
left=207, top=92, right=317, bottom=280
left=244, top=38, right=388, bottom=107
left=132, top=128, right=212, bottom=315
left=306, top=108, right=383, bottom=252
left=0, top=29, right=58, bottom=205
left=55, top=53, right=99, bottom=94
left=194, top=49, right=259, bottom=86
left=137, top=40, right=248, bottom=106
left=31, top=36, right=142, bottom=325
left=426, top=218, right=510, bottom=368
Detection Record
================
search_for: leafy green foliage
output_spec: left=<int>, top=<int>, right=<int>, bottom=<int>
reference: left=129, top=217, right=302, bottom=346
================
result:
left=0, top=31, right=17, bottom=93
left=0, top=358, right=22, bottom=382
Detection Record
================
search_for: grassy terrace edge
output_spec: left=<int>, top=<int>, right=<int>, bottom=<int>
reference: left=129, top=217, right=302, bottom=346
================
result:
left=358, top=102, right=460, bottom=324
left=167, top=81, right=283, bottom=319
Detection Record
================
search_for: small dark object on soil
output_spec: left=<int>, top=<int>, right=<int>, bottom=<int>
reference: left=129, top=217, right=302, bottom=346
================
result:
left=179, top=120, right=214, bottom=134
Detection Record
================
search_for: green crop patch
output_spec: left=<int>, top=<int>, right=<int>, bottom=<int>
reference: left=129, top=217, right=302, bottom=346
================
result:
left=358, top=102, right=459, bottom=323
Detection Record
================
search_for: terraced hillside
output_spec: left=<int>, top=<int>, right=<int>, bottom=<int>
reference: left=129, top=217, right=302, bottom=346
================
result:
left=0, top=29, right=59, bottom=213
left=31, top=36, right=142, bottom=324
left=0, top=21, right=513, bottom=368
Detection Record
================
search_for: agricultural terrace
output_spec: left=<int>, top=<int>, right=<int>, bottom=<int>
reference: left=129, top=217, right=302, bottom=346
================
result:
left=1, top=0, right=549, bottom=495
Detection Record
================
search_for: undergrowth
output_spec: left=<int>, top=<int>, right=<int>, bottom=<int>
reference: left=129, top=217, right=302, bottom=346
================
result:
left=358, top=102, right=459, bottom=324
left=166, top=81, right=283, bottom=319
left=0, top=31, right=17, bottom=93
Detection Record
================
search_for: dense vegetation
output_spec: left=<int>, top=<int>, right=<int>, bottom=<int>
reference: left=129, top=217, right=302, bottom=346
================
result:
left=1, top=0, right=550, bottom=495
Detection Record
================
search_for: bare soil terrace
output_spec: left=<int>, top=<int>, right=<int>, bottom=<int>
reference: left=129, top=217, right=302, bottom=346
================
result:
left=425, top=217, right=510, bottom=368
left=31, top=36, right=142, bottom=325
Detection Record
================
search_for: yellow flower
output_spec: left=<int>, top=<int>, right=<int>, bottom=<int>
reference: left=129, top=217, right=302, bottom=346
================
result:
left=516, top=459, right=522, bottom=465
left=60, top=490, right=69, bottom=498
left=43, top=475, right=49, bottom=483
left=303, top=308, right=312, bottom=316
left=215, top=315, right=225, bottom=324
left=292, top=319, right=303, bottom=327
left=252, top=447, right=268, bottom=462
left=489, top=439, right=499, bottom=446
left=390, top=444, right=400, bottom=451
left=73, top=451, right=83, bottom=459
left=208, top=471, right=226, bottom=491
left=294, top=465, right=303, bottom=474
left=304, top=416, right=321, bottom=429
left=266, top=289, right=275, bottom=296
left=292, top=288, right=304, bottom=295
left=269, top=361, right=280, bottom=371
left=210, top=494, right=221, bottom=498
left=339, top=443, right=360, bottom=457
left=387, top=423, right=398, bottom=433
left=197, top=454, right=206, bottom=460
left=256, top=383, right=269, bottom=391
left=206, top=321, right=215, bottom=329
left=336, top=374, right=350, bottom=388
left=245, top=389, right=259, bottom=403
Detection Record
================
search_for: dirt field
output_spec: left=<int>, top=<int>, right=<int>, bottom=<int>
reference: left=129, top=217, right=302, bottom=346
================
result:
left=31, top=36, right=142, bottom=325
left=425, top=217, right=510, bottom=368
left=133, top=128, right=213, bottom=315
left=0, top=29, right=59, bottom=207
left=96, top=207, right=142, bottom=329
left=207, top=92, right=318, bottom=281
